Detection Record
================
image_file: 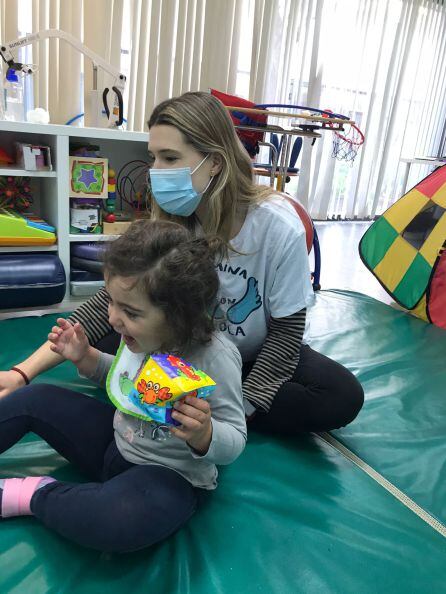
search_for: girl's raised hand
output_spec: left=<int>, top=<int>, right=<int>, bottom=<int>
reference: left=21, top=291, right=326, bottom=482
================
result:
left=171, top=396, right=213, bottom=455
left=48, top=318, right=89, bottom=364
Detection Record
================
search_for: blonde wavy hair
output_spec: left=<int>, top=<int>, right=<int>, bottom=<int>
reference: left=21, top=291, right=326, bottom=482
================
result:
left=147, top=91, right=275, bottom=244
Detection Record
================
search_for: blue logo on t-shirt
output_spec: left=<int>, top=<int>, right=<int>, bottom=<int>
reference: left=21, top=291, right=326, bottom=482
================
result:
left=213, top=276, right=262, bottom=336
left=227, top=277, right=262, bottom=324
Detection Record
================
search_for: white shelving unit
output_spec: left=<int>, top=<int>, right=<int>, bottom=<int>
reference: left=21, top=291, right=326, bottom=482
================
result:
left=0, top=166, right=57, bottom=177
left=69, top=233, right=120, bottom=242
left=0, top=120, right=148, bottom=313
left=0, top=244, right=58, bottom=253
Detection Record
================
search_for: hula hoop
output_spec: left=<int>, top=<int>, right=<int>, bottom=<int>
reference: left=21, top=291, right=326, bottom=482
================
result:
left=226, top=105, right=354, bottom=126
left=255, top=103, right=350, bottom=121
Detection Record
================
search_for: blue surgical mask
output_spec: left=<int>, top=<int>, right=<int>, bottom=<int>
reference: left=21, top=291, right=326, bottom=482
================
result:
left=149, top=155, right=212, bottom=216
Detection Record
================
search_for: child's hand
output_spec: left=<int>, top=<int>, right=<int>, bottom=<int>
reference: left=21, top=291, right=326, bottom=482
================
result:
left=48, top=318, right=89, bottom=364
left=171, top=396, right=213, bottom=455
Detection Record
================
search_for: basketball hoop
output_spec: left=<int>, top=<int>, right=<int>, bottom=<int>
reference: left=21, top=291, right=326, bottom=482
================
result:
left=320, top=109, right=364, bottom=163
left=332, top=123, right=365, bottom=163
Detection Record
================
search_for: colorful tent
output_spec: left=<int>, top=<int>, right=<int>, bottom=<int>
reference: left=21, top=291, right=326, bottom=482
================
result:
left=359, top=165, right=446, bottom=329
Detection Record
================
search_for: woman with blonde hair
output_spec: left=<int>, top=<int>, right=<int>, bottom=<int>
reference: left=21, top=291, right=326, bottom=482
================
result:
left=0, top=91, right=363, bottom=435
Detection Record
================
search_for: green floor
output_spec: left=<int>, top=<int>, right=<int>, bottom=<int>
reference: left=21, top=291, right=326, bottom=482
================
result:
left=311, top=291, right=446, bottom=523
left=0, top=291, right=445, bottom=593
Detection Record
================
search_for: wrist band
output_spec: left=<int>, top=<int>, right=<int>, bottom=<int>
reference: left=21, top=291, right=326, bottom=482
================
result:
left=10, top=367, right=30, bottom=385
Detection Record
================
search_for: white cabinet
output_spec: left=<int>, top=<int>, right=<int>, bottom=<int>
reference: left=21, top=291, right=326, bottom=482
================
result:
left=0, top=121, right=148, bottom=313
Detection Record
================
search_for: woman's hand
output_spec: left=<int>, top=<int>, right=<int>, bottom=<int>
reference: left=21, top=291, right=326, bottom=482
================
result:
left=48, top=318, right=89, bottom=364
left=171, top=396, right=213, bottom=455
left=0, top=370, right=27, bottom=398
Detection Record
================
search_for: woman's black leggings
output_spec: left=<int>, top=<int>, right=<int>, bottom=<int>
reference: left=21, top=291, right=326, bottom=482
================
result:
left=245, top=344, right=364, bottom=435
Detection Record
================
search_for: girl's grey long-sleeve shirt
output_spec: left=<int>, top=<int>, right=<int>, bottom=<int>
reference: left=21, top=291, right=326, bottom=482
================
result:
left=84, top=333, right=247, bottom=490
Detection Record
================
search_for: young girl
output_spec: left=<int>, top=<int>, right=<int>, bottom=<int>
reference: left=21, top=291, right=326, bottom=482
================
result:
left=0, top=220, right=246, bottom=552
left=0, top=91, right=363, bottom=436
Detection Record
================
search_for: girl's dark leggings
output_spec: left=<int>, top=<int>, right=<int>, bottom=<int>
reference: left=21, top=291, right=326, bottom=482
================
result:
left=0, top=384, right=199, bottom=552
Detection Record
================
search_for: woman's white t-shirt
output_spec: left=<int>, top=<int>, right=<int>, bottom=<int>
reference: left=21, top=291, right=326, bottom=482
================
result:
left=214, top=195, right=315, bottom=362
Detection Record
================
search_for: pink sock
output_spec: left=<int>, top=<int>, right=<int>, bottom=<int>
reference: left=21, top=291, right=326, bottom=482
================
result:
left=1, top=476, right=56, bottom=518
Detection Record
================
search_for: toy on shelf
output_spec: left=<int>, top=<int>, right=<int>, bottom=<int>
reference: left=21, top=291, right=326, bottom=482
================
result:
left=109, top=351, right=216, bottom=426
left=102, top=210, right=133, bottom=235
left=0, top=176, right=33, bottom=211
left=15, top=142, right=52, bottom=171
left=70, top=143, right=100, bottom=158
left=69, top=156, right=108, bottom=198
left=0, top=148, right=14, bottom=166
left=100, top=159, right=150, bottom=235
left=70, top=198, right=103, bottom=234
left=0, top=208, right=56, bottom=245
left=103, top=167, right=117, bottom=224
left=117, top=159, right=150, bottom=213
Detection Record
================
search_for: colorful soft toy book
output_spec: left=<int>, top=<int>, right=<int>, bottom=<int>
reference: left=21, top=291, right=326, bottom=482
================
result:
left=107, top=346, right=216, bottom=425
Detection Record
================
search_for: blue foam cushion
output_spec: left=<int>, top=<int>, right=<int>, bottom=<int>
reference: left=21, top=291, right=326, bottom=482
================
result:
left=71, top=242, right=106, bottom=261
left=70, top=256, right=104, bottom=275
left=0, top=254, right=66, bottom=308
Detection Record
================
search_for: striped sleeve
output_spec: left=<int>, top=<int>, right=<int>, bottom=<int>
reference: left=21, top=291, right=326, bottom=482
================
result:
left=67, top=288, right=112, bottom=346
left=242, top=309, right=306, bottom=412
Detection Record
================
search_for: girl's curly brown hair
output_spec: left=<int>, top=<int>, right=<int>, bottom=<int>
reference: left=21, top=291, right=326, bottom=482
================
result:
left=103, top=219, right=221, bottom=352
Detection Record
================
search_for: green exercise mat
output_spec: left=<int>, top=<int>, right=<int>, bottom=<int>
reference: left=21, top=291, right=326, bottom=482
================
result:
left=0, top=293, right=444, bottom=593
left=308, top=290, right=446, bottom=524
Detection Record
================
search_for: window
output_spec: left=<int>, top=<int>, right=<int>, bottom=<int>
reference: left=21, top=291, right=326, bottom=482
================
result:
left=402, top=201, right=446, bottom=250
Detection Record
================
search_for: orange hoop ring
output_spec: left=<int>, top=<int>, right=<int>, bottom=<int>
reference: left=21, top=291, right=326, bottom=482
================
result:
left=334, top=123, right=365, bottom=146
